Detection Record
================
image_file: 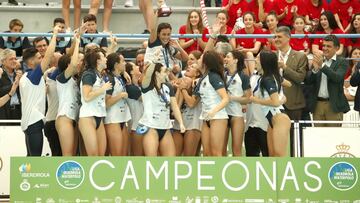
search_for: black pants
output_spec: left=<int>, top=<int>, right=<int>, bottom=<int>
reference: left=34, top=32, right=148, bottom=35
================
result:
left=205, top=0, right=222, bottom=7
left=7, top=105, right=22, bottom=119
left=244, top=127, right=269, bottom=157
left=44, top=120, right=62, bottom=156
left=24, top=120, right=44, bottom=156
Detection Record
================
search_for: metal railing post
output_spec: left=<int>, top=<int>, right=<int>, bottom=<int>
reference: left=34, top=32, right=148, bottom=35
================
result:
left=293, top=121, right=300, bottom=157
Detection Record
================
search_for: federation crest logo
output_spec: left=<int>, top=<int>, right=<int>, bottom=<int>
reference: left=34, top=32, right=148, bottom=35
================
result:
left=330, top=143, right=356, bottom=158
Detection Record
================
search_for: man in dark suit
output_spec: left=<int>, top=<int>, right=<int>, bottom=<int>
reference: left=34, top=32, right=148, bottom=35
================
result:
left=307, top=34, right=350, bottom=127
left=0, top=48, right=22, bottom=119
left=275, top=26, right=308, bottom=156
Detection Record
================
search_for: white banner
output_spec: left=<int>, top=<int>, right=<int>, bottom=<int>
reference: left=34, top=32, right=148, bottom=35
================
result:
left=303, top=127, right=360, bottom=158
left=0, top=126, right=51, bottom=196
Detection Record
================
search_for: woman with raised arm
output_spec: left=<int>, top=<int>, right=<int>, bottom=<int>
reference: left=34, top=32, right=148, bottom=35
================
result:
left=78, top=48, right=112, bottom=156
left=56, top=34, right=82, bottom=156
left=139, top=62, right=185, bottom=156
left=125, top=63, right=144, bottom=156
left=145, top=9, right=189, bottom=71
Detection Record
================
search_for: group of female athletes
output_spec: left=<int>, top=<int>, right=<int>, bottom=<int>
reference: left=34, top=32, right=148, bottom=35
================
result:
left=36, top=10, right=291, bottom=158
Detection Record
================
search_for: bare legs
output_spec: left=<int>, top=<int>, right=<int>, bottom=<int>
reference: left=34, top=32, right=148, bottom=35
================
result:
left=201, top=119, right=228, bottom=156
left=62, top=0, right=82, bottom=30
left=89, top=0, right=113, bottom=32
left=79, top=117, right=107, bottom=156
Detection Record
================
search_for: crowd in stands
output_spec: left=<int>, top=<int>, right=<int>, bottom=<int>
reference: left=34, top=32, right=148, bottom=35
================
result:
left=0, top=0, right=360, bottom=158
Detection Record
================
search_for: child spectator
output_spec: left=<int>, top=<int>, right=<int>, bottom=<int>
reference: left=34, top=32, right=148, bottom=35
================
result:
left=80, top=14, right=108, bottom=50
left=258, top=0, right=281, bottom=22
left=290, top=16, right=311, bottom=54
left=222, top=0, right=258, bottom=29
left=3, top=19, right=31, bottom=57
left=277, top=0, right=306, bottom=28
left=304, top=0, right=325, bottom=31
left=46, top=18, right=72, bottom=54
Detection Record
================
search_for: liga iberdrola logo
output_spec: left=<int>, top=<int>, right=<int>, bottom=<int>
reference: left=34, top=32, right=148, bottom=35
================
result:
left=56, top=161, right=85, bottom=189
left=328, top=162, right=358, bottom=191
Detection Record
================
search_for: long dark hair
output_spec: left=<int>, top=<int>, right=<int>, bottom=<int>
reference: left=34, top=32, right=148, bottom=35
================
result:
left=230, top=50, right=246, bottom=73
left=106, top=53, right=120, bottom=75
left=148, top=63, right=164, bottom=94
left=84, top=48, right=106, bottom=70
left=58, top=54, right=71, bottom=73
left=125, top=62, right=134, bottom=76
left=349, top=47, right=360, bottom=67
left=349, top=13, right=360, bottom=43
left=202, top=51, right=226, bottom=83
left=157, top=23, right=176, bottom=65
left=316, top=11, right=339, bottom=32
left=259, top=51, right=281, bottom=96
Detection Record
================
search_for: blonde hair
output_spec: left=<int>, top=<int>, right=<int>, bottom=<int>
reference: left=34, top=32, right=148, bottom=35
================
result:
left=0, top=49, right=16, bottom=63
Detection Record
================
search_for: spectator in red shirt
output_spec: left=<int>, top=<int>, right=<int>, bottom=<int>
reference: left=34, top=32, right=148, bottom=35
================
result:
left=230, top=12, right=264, bottom=56
left=323, top=0, right=334, bottom=11
left=263, top=12, right=279, bottom=51
left=222, top=0, right=259, bottom=29
left=178, top=10, right=206, bottom=54
left=290, top=16, right=311, bottom=54
left=277, top=0, right=305, bottom=28
left=258, top=0, right=281, bottom=22
left=312, top=11, right=345, bottom=55
left=344, top=47, right=360, bottom=80
left=202, top=11, right=233, bottom=42
left=304, top=0, right=324, bottom=31
left=331, top=0, right=360, bottom=32
left=346, top=13, right=360, bottom=53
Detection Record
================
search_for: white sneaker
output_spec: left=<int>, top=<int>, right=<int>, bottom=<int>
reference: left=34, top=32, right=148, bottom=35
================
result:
left=124, top=0, right=133, bottom=7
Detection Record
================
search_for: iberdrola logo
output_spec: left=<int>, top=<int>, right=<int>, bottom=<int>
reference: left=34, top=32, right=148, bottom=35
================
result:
left=19, top=163, right=31, bottom=173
